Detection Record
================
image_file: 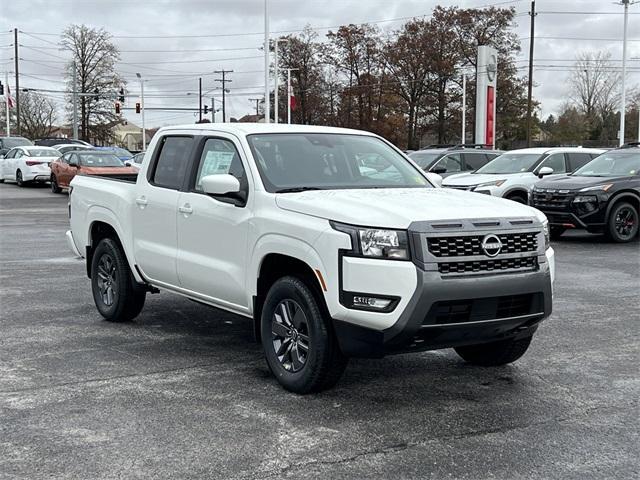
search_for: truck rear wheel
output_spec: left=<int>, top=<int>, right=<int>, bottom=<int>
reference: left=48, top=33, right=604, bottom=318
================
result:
left=261, top=276, right=347, bottom=394
left=454, top=335, right=532, bottom=366
left=91, top=237, right=146, bottom=322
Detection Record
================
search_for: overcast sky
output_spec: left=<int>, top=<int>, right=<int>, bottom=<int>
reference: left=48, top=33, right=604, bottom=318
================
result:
left=2, top=0, right=639, bottom=130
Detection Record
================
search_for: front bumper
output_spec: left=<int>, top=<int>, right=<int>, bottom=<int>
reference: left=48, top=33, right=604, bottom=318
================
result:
left=331, top=218, right=552, bottom=358
left=334, top=264, right=551, bottom=357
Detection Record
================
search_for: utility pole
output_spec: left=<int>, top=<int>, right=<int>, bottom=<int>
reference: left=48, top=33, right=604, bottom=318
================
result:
left=214, top=70, right=233, bottom=122
left=618, top=0, right=633, bottom=146
left=198, top=77, right=203, bottom=122
left=136, top=73, right=146, bottom=150
left=264, top=0, right=270, bottom=123
left=286, top=68, right=298, bottom=124
left=72, top=61, right=78, bottom=140
left=14, top=28, right=20, bottom=135
left=461, top=72, right=467, bottom=144
left=4, top=72, right=10, bottom=136
left=249, top=98, right=261, bottom=116
left=525, top=0, right=536, bottom=147
left=211, top=97, right=216, bottom=122
left=274, top=39, right=288, bottom=124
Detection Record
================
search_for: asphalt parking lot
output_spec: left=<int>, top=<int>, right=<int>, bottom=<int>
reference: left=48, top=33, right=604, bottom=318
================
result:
left=0, top=182, right=638, bottom=480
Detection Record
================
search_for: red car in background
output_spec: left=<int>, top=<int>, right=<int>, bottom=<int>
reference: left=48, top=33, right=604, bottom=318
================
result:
left=50, top=150, right=137, bottom=193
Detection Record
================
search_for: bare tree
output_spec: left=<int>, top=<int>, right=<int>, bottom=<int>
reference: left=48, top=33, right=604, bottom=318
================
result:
left=61, top=25, right=125, bottom=144
left=19, top=91, right=57, bottom=140
left=569, top=51, right=621, bottom=126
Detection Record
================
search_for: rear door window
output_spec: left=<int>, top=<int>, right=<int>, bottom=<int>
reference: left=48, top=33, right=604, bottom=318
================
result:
left=567, top=153, right=593, bottom=171
left=463, top=152, right=489, bottom=170
left=151, top=136, right=194, bottom=190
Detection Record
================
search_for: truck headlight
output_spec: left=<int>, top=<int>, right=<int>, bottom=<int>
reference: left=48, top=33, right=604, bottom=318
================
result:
left=332, top=222, right=410, bottom=260
left=543, top=220, right=550, bottom=250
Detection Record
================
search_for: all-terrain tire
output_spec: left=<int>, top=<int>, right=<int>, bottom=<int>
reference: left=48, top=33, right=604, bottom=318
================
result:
left=261, top=276, right=348, bottom=394
left=90, top=237, right=146, bottom=322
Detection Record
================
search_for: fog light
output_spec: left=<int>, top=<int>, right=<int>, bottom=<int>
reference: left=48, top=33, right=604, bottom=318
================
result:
left=353, top=296, right=392, bottom=309
left=343, top=292, right=399, bottom=312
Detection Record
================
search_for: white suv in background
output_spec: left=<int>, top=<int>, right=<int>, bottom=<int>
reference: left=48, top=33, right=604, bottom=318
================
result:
left=442, top=147, right=605, bottom=203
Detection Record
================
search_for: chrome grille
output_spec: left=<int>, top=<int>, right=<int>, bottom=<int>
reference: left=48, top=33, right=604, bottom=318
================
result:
left=427, top=232, right=538, bottom=258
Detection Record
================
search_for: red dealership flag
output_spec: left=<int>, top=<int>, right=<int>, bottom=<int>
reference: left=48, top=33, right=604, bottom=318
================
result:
left=6, top=85, right=15, bottom=108
left=289, top=86, right=297, bottom=111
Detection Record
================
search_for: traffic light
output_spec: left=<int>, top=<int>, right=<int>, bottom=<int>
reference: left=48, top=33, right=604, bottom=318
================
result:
left=0, top=81, right=3, bottom=96
left=119, top=87, right=125, bottom=103
left=135, top=102, right=141, bottom=114
left=204, top=105, right=209, bottom=114
left=115, top=102, right=121, bottom=114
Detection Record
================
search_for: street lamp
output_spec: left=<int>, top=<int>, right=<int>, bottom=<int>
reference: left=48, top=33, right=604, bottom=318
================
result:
left=136, top=73, right=146, bottom=150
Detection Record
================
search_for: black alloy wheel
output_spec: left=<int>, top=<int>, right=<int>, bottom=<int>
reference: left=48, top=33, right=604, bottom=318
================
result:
left=271, top=299, right=311, bottom=373
left=261, top=276, right=347, bottom=393
left=608, top=202, right=639, bottom=242
left=16, top=170, right=24, bottom=187
left=90, top=237, right=146, bottom=322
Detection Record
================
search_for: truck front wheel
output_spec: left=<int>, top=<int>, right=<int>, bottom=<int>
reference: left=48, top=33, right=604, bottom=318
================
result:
left=90, top=238, right=146, bottom=322
left=261, top=276, right=347, bottom=394
left=454, top=335, right=532, bottom=366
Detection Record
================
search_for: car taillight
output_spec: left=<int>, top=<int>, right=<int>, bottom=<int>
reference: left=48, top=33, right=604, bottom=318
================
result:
left=26, top=160, right=44, bottom=166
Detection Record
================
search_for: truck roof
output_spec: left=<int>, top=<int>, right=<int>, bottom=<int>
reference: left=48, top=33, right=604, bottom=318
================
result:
left=507, top=146, right=606, bottom=155
left=157, top=122, right=376, bottom=136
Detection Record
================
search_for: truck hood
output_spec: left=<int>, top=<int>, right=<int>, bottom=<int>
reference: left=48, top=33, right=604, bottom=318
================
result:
left=443, top=172, right=531, bottom=186
left=535, top=174, right=632, bottom=190
left=275, top=188, right=544, bottom=229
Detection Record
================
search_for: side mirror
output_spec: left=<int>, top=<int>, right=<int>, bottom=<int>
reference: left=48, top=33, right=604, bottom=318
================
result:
left=431, top=166, right=447, bottom=174
left=537, top=166, right=553, bottom=178
left=124, top=161, right=132, bottom=167
left=201, top=174, right=241, bottom=196
left=425, top=172, right=443, bottom=187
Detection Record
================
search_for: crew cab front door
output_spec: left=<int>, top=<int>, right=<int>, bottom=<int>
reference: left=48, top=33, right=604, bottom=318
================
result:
left=176, top=136, right=251, bottom=310
left=133, top=135, right=195, bottom=286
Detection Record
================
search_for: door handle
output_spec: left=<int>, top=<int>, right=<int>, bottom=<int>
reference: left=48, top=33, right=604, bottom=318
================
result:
left=135, top=196, right=148, bottom=207
left=178, top=204, right=193, bottom=215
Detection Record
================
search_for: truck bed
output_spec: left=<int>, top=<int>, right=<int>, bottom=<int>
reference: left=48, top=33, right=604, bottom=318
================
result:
left=82, top=172, right=139, bottom=183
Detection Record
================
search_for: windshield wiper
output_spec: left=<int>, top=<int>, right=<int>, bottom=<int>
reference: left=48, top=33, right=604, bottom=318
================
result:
left=275, top=187, right=324, bottom=193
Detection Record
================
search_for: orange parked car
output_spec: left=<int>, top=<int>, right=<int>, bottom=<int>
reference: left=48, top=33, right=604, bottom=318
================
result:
left=50, top=150, right=138, bottom=193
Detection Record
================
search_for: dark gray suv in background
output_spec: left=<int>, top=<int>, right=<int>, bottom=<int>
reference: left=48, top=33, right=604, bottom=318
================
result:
left=409, top=144, right=502, bottom=178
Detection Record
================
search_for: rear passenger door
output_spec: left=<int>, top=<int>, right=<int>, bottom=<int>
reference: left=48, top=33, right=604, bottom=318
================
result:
left=176, top=136, right=252, bottom=309
left=133, top=135, right=195, bottom=286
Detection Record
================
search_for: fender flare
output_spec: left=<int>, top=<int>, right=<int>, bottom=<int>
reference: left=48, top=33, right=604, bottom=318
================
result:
left=85, top=205, right=143, bottom=283
left=604, top=192, right=640, bottom=223
left=248, top=233, right=327, bottom=311
left=502, top=187, right=529, bottom=200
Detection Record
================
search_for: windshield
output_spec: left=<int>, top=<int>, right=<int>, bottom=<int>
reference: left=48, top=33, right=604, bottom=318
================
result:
left=573, top=151, right=640, bottom=177
left=3, top=138, right=33, bottom=148
left=475, top=153, right=542, bottom=174
left=25, top=148, right=60, bottom=158
left=247, top=133, right=432, bottom=192
left=408, top=152, right=442, bottom=169
left=77, top=153, right=125, bottom=167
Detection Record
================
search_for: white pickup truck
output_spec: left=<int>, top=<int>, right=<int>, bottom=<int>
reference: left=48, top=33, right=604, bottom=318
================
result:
left=66, top=124, right=555, bottom=393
